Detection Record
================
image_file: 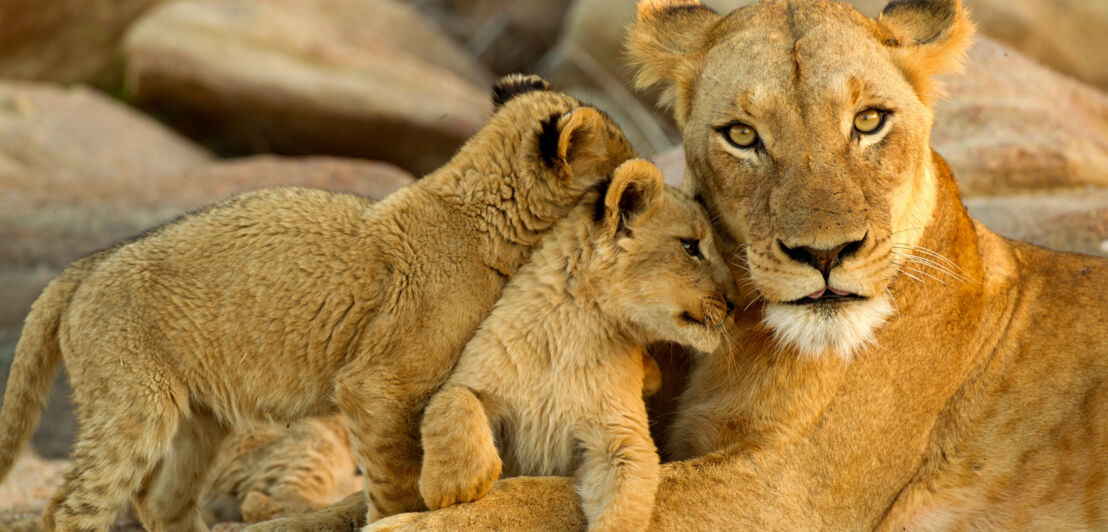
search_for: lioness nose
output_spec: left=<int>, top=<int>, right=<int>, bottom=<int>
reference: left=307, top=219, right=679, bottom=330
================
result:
left=724, top=299, right=736, bottom=315
left=778, top=236, right=866, bottom=279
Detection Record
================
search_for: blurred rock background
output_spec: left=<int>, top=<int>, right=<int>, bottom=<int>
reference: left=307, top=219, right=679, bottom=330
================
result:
left=0, top=0, right=1106, bottom=527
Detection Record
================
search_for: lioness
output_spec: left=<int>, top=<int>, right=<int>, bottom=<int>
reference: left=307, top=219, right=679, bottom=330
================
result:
left=260, top=0, right=1108, bottom=530
left=0, top=74, right=637, bottom=531
left=419, top=159, right=737, bottom=531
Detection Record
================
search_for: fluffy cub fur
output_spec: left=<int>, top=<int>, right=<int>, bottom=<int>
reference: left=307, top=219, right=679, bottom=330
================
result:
left=417, top=160, right=737, bottom=532
left=200, top=414, right=359, bottom=525
left=0, top=74, right=636, bottom=531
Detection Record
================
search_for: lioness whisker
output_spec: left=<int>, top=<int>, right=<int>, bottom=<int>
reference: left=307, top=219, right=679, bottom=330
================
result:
left=894, top=268, right=924, bottom=284
left=885, top=288, right=901, bottom=316
left=891, top=252, right=974, bottom=284
left=891, top=226, right=926, bottom=235
left=892, top=245, right=979, bottom=283
left=890, top=243, right=962, bottom=270
left=900, top=265, right=947, bottom=286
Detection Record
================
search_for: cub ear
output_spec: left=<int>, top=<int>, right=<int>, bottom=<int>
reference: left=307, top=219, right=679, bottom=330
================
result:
left=491, top=74, right=552, bottom=109
left=626, top=0, right=719, bottom=126
left=877, top=0, right=975, bottom=104
left=600, top=159, right=665, bottom=237
left=540, top=106, right=634, bottom=184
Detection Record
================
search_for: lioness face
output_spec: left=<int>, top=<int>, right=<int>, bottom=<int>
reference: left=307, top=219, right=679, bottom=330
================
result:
left=596, top=160, right=738, bottom=354
left=629, top=0, right=972, bottom=357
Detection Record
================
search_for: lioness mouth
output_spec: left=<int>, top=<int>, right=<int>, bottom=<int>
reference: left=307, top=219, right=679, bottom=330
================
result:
left=788, top=287, right=865, bottom=305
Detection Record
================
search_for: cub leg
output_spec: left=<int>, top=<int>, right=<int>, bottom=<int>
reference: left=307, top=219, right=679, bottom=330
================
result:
left=576, top=414, right=661, bottom=532
left=44, top=389, right=181, bottom=532
left=132, top=411, right=227, bottom=532
left=419, top=384, right=502, bottom=509
left=334, top=367, right=440, bottom=522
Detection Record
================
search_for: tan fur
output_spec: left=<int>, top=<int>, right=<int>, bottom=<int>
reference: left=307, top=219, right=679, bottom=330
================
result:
left=200, top=414, right=360, bottom=525
left=252, top=1, right=1108, bottom=530
left=419, top=160, right=737, bottom=532
left=0, top=75, right=637, bottom=531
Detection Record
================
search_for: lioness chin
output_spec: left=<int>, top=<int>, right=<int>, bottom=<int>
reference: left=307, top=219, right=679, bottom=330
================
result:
left=254, top=0, right=1108, bottom=530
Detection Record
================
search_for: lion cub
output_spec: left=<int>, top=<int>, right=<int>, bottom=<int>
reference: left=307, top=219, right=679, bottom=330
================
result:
left=419, top=160, right=737, bottom=532
left=0, top=75, right=636, bottom=531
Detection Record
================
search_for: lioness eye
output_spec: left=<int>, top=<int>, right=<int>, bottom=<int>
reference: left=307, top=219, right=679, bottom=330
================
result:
left=724, top=124, right=759, bottom=149
left=681, top=238, right=703, bottom=259
left=854, top=109, right=886, bottom=134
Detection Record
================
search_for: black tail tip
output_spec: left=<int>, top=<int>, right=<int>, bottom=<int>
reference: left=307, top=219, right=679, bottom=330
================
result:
left=492, top=74, right=553, bottom=109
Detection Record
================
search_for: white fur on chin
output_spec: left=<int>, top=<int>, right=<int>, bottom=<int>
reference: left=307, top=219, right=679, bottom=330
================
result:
left=762, top=295, right=894, bottom=359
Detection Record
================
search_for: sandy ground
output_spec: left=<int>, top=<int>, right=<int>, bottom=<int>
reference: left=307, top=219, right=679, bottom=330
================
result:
left=0, top=451, right=249, bottom=531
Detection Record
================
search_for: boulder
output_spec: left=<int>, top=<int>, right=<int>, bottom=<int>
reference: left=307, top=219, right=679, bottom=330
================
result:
left=0, top=0, right=168, bottom=88
left=123, top=0, right=493, bottom=175
left=414, top=0, right=575, bottom=76
left=965, top=189, right=1108, bottom=258
left=933, top=37, right=1108, bottom=196
left=0, top=156, right=414, bottom=332
left=0, top=81, right=212, bottom=180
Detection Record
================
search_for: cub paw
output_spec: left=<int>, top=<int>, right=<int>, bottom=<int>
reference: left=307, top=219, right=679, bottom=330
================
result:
left=241, top=491, right=282, bottom=523
left=419, top=449, right=502, bottom=510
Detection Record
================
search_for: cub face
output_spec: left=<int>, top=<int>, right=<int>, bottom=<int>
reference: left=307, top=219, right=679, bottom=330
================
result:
left=627, top=0, right=974, bottom=357
left=594, top=160, right=738, bottom=354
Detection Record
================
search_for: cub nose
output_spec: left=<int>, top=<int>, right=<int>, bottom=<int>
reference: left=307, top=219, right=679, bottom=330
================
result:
left=778, top=235, right=866, bottom=279
left=725, top=298, right=736, bottom=315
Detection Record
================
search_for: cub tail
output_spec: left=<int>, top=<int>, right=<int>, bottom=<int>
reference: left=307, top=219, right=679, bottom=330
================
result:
left=0, top=253, right=101, bottom=482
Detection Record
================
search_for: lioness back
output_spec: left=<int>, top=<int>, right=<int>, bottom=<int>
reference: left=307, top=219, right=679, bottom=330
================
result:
left=0, top=74, right=636, bottom=532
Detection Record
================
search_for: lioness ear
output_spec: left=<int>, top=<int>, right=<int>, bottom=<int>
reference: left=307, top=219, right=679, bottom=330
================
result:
left=877, top=0, right=975, bottom=105
left=626, top=0, right=719, bottom=126
left=540, top=107, right=631, bottom=183
left=600, top=159, right=665, bottom=237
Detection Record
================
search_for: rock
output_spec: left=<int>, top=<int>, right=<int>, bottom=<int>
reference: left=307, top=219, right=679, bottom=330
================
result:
left=933, top=37, right=1108, bottom=196
left=650, top=145, right=687, bottom=188
left=965, top=189, right=1108, bottom=257
left=0, top=156, right=414, bottom=333
left=0, top=0, right=168, bottom=89
left=0, top=81, right=212, bottom=180
left=414, top=0, right=575, bottom=76
left=123, top=0, right=493, bottom=175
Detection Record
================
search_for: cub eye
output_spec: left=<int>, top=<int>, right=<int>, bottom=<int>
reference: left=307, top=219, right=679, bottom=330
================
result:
left=853, top=108, right=887, bottom=134
left=680, top=238, right=703, bottom=259
left=723, top=123, right=759, bottom=149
